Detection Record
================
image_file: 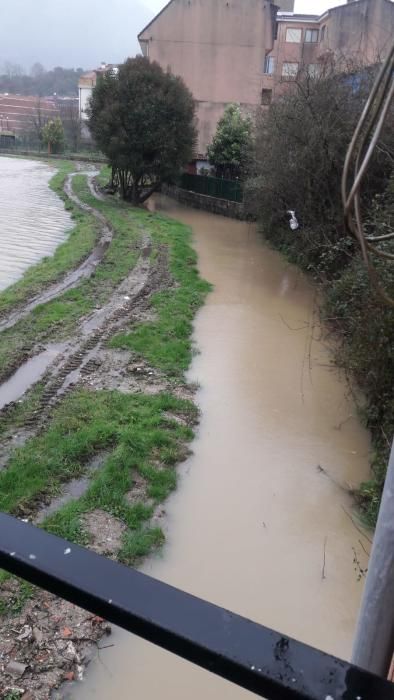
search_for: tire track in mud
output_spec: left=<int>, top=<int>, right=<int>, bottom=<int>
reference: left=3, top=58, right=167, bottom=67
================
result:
left=0, top=171, right=113, bottom=333
left=0, top=178, right=179, bottom=700
left=0, top=177, right=171, bottom=472
left=22, top=244, right=169, bottom=434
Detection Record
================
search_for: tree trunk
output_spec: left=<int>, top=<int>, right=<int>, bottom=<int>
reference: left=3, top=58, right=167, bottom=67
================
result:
left=131, top=181, right=140, bottom=205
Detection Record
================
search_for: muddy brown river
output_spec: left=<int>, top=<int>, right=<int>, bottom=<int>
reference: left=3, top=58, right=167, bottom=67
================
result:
left=76, top=197, right=371, bottom=699
left=0, top=157, right=71, bottom=290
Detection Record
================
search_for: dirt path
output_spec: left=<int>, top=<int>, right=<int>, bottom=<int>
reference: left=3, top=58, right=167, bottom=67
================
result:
left=0, top=172, right=113, bottom=334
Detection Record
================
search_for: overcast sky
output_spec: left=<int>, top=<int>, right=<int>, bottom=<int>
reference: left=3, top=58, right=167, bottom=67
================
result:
left=0, top=0, right=345, bottom=72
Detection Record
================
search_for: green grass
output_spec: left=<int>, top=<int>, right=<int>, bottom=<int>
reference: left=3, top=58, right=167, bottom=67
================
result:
left=97, top=164, right=112, bottom=187
left=0, top=162, right=211, bottom=595
left=0, top=160, right=99, bottom=317
left=0, top=381, right=45, bottom=439
left=0, top=173, right=210, bottom=382
left=0, top=388, right=197, bottom=564
left=0, top=174, right=141, bottom=380
left=110, top=210, right=212, bottom=376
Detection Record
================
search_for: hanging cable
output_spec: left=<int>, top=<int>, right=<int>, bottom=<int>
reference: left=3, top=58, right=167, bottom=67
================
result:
left=342, top=39, right=394, bottom=307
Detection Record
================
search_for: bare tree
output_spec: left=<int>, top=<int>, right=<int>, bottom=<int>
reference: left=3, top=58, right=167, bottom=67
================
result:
left=246, top=57, right=392, bottom=254
left=59, top=99, right=81, bottom=151
left=29, top=98, right=48, bottom=147
left=2, top=61, right=23, bottom=78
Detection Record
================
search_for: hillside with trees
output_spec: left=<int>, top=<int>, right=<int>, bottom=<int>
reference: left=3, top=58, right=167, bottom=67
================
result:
left=0, top=65, right=84, bottom=97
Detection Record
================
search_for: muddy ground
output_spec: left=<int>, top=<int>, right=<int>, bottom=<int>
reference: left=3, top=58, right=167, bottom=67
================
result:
left=0, top=172, right=196, bottom=699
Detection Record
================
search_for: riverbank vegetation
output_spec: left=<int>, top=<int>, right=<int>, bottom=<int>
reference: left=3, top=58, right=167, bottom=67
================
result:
left=246, top=67, right=394, bottom=525
left=0, top=159, right=210, bottom=695
left=0, top=162, right=210, bottom=526
left=0, top=161, right=98, bottom=318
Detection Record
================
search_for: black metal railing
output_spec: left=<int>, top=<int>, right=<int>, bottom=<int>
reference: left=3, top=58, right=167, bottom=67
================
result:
left=1, top=512, right=393, bottom=700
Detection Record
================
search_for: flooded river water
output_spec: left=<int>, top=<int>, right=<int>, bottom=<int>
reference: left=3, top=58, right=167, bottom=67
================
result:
left=77, top=196, right=371, bottom=699
left=0, top=157, right=72, bottom=291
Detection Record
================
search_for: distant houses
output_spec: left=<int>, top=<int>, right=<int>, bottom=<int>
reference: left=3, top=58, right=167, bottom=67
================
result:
left=0, top=94, right=80, bottom=149
left=78, top=63, right=118, bottom=127
left=0, top=95, right=59, bottom=145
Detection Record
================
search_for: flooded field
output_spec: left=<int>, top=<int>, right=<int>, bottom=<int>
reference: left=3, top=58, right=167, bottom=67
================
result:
left=77, top=198, right=371, bottom=700
left=0, top=157, right=72, bottom=291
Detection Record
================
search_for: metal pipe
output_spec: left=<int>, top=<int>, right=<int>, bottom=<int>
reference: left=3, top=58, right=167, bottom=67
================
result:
left=352, top=441, right=394, bottom=677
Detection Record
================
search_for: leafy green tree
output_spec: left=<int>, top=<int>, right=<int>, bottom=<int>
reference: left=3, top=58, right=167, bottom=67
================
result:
left=207, top=104, right=253, bottom=179
left=41, top=117, right=65, bottom=154
left=88, top=57, right=197, bottom=204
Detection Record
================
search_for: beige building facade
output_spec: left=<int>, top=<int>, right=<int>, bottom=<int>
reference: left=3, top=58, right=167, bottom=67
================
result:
left=78, top=63, right=118, bottom=123
left=138, top=0, right=394, bottom=156
left=138, top=0, right=293, bottom=154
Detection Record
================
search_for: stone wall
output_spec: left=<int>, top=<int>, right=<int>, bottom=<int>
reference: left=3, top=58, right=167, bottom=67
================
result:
left=162, top=184, right=247, bottom=220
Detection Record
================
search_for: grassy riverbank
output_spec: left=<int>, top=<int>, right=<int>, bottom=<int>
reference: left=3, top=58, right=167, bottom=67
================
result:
left=0, top=158, right=211, bottom=646
left=0, top=172, right=210, bottom=383
left=0, top=173, right=141, bottom=380
left=0, top=160, right=99, bottom=317
left=0, top=389, right=198, bottom=557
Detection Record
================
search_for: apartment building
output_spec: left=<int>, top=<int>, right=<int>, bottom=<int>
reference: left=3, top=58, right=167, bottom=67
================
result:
left=138, top=0, right=394, bottom=155
left=262, top=0, right=394, bottom=102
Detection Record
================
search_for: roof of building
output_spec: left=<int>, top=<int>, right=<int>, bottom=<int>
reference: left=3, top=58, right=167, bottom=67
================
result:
left=78, top=64, right=119, bottom=88
left=277, top=0, right=385, bottom=24
left=80, top=70, right=97, bottom=80
left=138, top=0, right=174, bottom=40
left=277, top=12, right=320, bottom=22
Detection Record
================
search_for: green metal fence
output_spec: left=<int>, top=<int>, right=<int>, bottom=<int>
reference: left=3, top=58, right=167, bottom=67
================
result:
left=180, top=173, right=243, bottom=203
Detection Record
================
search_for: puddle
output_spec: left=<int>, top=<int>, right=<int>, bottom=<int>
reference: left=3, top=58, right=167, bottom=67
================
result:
left=0, top=344, right=66, bottom=410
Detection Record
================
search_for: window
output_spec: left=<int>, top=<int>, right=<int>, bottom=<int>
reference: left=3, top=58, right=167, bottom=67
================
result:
left=305, top=28, right=319, bottom=43
left=320, top=25, right=326, bottom=41
left=307, top=63, right=321, bottom=78
left=261, top=89, right=272, bottom=105
left=286, top=27, right=302, bottom=43
left=282, top=62, right=299, bottom=80
left=264, top=55, right=275, bottom=75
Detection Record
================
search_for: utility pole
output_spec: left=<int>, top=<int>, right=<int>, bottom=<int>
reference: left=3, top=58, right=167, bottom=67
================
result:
left=352, top=440, right=394, bottom=678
